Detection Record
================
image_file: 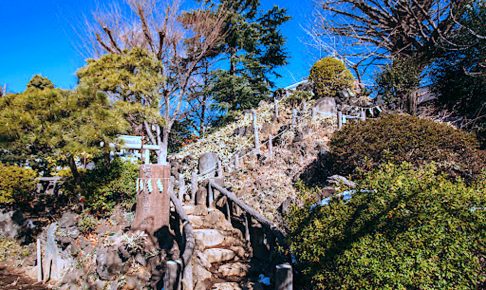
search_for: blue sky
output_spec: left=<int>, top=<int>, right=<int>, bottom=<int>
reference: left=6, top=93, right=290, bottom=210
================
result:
left=0, top=0, right=318, bottom=93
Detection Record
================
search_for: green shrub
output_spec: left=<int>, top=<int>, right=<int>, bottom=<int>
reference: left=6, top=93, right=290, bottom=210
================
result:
left=80, top=158, right=139, bottom=214
left=0, top=163, right=37, bottom=205
left=376, top=57, right=421, bottom=113
left=288, top=163, right=485, bottom=289
left=309, top=57, right=354, bottom=98
left=77, top=212, right=98, bottom=234
left=330, top=114, right=485, bottom=181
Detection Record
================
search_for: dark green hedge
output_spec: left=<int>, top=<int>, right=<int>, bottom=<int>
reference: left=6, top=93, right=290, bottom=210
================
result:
left=330, top=114, right=485, bottom=181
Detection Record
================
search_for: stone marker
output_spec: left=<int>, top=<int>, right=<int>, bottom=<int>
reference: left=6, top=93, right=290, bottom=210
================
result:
left=198, top=152, right=219, bottom=177
left=314, top=97, right=337, bottom=117
left=131, top=164, right=171, bottom=235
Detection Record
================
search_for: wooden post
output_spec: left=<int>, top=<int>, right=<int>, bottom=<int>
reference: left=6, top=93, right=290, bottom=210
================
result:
left=143, top=149, right=150, bottom=164
left=268, top=134, right=273, bottom=158
left=234, top=152, right=240, bottom=169
left=208, top=183, right=214, bottom=208
left=217, top=159, right=223, bottom=177
left=337, top=111, right=343, bottom=129
left=311, top=107, right=317, bottom=121
left=360, top=110, right=366, bottom=121
left=164, top=260, right=181, bottom=290
left=36, top=239, right=42, bottom=282
left=274, top=97, right=279, bottom=120
left=244, top=214, right=251, bottom=242
left=178, top=173, right=185, bottom=201
left=225, top=199, right=231, bottom=221
left=275, top=263, right=293, bottom=290
left=252, top=110, right=261, bottom=155
left=191, top=172, right=197, bottom=203
left=292, top=109, right=297, bottom=128
left=302, top=101, right=307, bottom=114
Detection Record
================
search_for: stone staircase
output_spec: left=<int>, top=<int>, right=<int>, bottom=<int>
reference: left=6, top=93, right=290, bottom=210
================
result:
left=184, top=204, right=255, bottom=290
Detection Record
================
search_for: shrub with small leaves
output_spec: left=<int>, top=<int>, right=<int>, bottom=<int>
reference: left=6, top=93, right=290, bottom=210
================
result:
left=0, top=163, right=37, bottom=205
left=285, top=90, right=313, bottom=108
left=309, top=57, right=354, bottom=98
left=77, top=212, right=98, bottom=234
left=330, top=114, right=485, bottom=181
left=287, top=163, right=485, bottom=289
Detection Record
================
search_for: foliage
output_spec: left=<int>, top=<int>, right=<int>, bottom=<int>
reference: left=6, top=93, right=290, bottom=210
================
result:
left=287, top=163, right=485, bottom=289
left=285, top=90, right=313, bottom=108
left=26, top=74, right=54, bottom=91
left=309, top=57, right=354, bottom=98
left=77, top=48, right=164, bottom=132
left=199, top=0, right=290, bottom=111
left=330, top=114, right=485, bottom=181
left=0, top=238, right=29, bottom=262
left=77, top=212, right=98, bottom=234
left=0, top=76, right=129, bottom=178
left=0, top=163, right=37, bottom=205
left=79, top=158, right=139, bottom=214
left=431, top=1, right=486, bottom=147
left=376, top=58, right=421, bottom=113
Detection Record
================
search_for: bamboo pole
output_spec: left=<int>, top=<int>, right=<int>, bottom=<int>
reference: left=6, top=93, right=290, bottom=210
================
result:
left=268, top=134, right=273, bottom=158
left=36, top=239, right=42, bottom=282
left=291, top=109, right=297, bottom=128
left=191, top=172, right=197, bottom=203
left=274, top=97, right=279, bottom=120
left=252, top=110, right=261, bottom=155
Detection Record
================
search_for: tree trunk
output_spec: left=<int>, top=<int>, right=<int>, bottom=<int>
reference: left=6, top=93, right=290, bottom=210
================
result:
left=67, top=155, right=81, bottom=184
left=158, top=126, right=170, bottom=164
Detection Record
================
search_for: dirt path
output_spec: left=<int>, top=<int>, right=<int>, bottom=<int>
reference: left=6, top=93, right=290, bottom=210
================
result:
left=0, top=264, right=48, bottom=290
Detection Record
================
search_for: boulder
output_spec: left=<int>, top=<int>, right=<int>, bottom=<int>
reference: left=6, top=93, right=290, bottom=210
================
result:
left=217, top=262, right=248, bottom=278
left=96, top=247, right=124, bottom=280
left=211, top=282, right=242, bottom=290
left=0, top=211, right=21, bottom=239
left=314, top=97, right=337, bottom=117
left=43, top=223, right=75, bottom=282
left=202, top=248, right=236, bottom=264
left=193, top=263, right=212, bottom=290
left=194, top=229, right=225, bottom=248
left=199, top=152, right=219, bottom=177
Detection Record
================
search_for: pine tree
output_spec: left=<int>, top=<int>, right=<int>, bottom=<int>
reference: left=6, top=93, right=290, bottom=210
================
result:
left=200, top=0, right=290, bottom=110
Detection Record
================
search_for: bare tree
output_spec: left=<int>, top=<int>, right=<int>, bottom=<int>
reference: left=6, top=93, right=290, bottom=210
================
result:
left=87, top=0, right=226, bottom=164
left=308, top=0, right=481, bottom=81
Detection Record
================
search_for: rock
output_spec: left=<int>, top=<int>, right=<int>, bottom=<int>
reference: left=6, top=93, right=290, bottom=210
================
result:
left=327, top=175, right=356, bottom=188
left=217, top=262, right=248, bottom=278
left=188, top=215, right=205, bottom=229
left=194, top=229, right=225, bottom=248
left=58, top=212, right=78, bottom=228
left=260, top=122, right=273, bottom=135
left=43, top=222, right=75, bottom=282
left=0, top=211, right=21, bottom=238
left=199, top=152, right=219, bottom=177
left=202, top=248, right=236, bottom=264
left=314, top=97, right=337, bottom=117
left=278, top=197, right=294, bottom=216
left=96, top=247, right=124, bottom=280
left=193, top=263, right=212, bottom=290
left=211, top=282, right=242, bottom=290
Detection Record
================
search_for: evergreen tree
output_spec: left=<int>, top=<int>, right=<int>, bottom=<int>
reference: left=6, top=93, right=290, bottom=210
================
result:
left=200, top=0, right=290, bottom=110
left=0, top=76, right=128, bottom=181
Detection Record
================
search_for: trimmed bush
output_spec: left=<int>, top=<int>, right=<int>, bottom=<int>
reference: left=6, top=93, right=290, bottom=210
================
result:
left=288, top=163, right=485, bottom=289
left=0, top=163, right=37, bottom=205
left=330, top=114, right=485, bottom=181
left=309, top=57, right=354, bottom=98
left=73, top=159, right=139, bottom=214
